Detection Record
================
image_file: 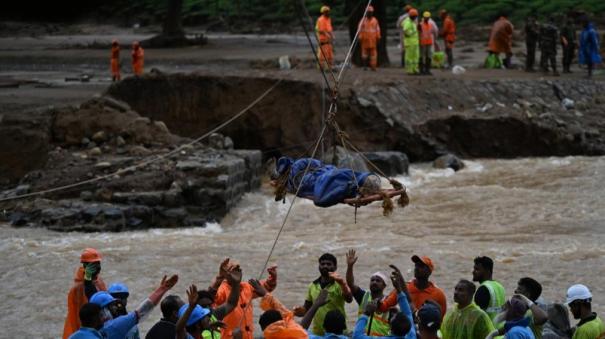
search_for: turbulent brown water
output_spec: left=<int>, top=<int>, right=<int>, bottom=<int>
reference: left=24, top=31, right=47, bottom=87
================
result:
left=1, top=156, right=604, bottom=338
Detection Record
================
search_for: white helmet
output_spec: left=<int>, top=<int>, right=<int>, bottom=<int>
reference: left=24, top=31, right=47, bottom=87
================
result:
left=566, top=284, right=592, bottom=304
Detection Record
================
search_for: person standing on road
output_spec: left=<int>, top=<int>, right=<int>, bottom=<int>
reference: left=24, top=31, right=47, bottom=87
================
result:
left=560, top=15, right=577, bottom=73
left=110, top=40, right=121, bottom=81
left=316, top=6, right=334, bottom=70
left=131, top=41, right=144, bottom=76
left=396, top=5, right=413, bottom=68
left=487, top=14, right=514, bottom=68
left=440, top=10, right=456, bottom=69
left=579, top=17, right=602, bottom=78
left=524, top=15, right=540, bottom=72
left=358, top=6, right=381, bottom=71
left=539, top=16, right=560, bottom=76
left=403, top=9, right=420, bottom=75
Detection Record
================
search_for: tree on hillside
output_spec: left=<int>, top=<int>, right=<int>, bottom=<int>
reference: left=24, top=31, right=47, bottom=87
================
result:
left=345, top=0, right=389, bottom=66
left=143, top=0, right=206, bottom=47
left=163, top=0, right=184, bottom=36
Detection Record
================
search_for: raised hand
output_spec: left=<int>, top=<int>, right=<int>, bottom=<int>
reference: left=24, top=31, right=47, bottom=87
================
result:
left=249, top=279, right=267, bottom=297
left=267, top=265, right=278, bottom=278
left=219, top=258, right=231, bottom=278
left=346, top=249, right=358, bottom=267
left=226, top=265, right=242, bottom=285
left=328, top=271, right=345, bottom=284
left=160, top=274, right=179, bottom=290
left=292, top=305, right=307, bottom=317
left=186, top=284, right=199, bottom=306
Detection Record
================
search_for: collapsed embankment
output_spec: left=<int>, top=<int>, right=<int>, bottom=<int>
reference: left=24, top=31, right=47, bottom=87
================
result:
left=107, top=73, right=605, bottom=161
left=2, top=72, right=605, bottom=231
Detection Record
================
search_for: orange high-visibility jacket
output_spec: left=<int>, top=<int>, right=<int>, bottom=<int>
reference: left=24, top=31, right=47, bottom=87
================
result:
left=316, top=15, right=333, bottom=44
left=441, top=16, right=456, bottom=43
left=260, top=294, right=308, bottom=339
left=215, top=278, right=276, bottom=339
left=358, top=17, right=381, bottom=49
left=488, top=17, right=514, bottom=53
left=62, top=267, right=107, bottom=339
left=111, top=46, right=120, bottom=75
left=420, top=21, right=436, bottom=46
left=131, top=47, right=145, bottom=75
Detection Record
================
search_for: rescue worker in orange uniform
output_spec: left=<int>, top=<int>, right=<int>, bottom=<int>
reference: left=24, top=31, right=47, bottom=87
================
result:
left=419, top=11, right=437, bottom=75
left=315, top=6, right=334, bottom=70
left=358, top=5, right=381, bottom=71
left=110, top=40, right=121, bottom=81
left=131, top=41, right=144, bottom=76
left=62, top=248, right=107, bottom=339
left=487, top=14, right=514, bottom=68
left=211, top=258, right=277, bottom=339
left=440, top=10, right=456, bottom=69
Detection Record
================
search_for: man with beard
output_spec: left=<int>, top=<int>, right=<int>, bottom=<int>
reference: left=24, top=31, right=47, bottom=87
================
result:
left=566, top=284, right=604, bottom=339
left=345, top=249, right=392, bottom=336
left=294, top=253, right=353, bottom=335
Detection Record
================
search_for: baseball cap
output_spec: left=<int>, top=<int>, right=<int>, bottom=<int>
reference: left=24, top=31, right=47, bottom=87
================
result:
left=412, top=255, right=434, bottom=272
left=418, top=302, right=441, bottom=330
left=566, top=284, right=592, bottom=304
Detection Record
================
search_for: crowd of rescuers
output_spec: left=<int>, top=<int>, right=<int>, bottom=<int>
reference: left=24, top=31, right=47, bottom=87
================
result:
left=64, top=248, right=605, bottom=339
left=315, top=5, right=601, bottom=77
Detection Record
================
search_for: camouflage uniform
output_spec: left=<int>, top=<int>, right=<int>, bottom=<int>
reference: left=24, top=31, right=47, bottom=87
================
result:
left=539, top=22, right=559, bottom=75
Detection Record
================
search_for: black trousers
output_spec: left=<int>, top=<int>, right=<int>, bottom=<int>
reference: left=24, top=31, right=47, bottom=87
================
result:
left=526, top=40, right=537, bottom=70
left=562, top=42, right=575, bottom=71
left=540, top=50, right=557, bottom=72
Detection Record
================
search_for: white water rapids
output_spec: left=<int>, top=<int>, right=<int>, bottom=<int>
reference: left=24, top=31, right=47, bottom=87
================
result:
left=1, top=156, right=604, bottom=338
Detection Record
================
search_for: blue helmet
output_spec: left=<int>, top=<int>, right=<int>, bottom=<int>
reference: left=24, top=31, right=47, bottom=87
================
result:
left=108, top=283, right=130, bottom=297
left=178, top=304, right=211, bottom=327
left=90, top=291, right=117, bottom=308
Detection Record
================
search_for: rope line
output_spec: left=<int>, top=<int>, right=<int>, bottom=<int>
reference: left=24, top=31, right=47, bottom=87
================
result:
left=0, top=77, right=286, bottom=203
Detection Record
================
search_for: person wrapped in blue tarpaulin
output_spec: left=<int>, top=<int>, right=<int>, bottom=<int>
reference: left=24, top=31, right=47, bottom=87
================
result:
left=271, top=157, right=382, bottom=207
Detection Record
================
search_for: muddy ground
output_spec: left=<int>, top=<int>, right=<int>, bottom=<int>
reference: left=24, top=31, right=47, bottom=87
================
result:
left=1, top=22, right=602, bottom=115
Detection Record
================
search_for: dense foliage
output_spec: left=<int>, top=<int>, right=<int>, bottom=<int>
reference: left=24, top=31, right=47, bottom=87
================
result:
left=4, top=0, right=605, bottom=28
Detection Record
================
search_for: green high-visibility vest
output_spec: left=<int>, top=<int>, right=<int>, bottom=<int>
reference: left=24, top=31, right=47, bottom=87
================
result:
left=481, top=280, right=506, bottom=322
left=357, top=292, right=391, bottom=336
left=201, top=314, right=221, bottom=339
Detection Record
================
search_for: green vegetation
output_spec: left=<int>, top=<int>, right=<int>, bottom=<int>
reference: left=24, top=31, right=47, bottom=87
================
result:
left=103, top=0, right=605, bottom=30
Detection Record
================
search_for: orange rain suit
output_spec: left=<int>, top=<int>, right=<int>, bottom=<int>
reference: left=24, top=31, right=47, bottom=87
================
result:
left=358, top=16, right=381, bottom=70
left=131, top=46, right=145, bottom=76
left=378, top=280, right=448, bottom=321
left=111, top=45, right=121, bottom=80
left=62, top=267, right=107, bottom=339
left=488, top=16, right=514, bottom=54
left=260, top=294, right=308, bottom=339
left=441, top=15, right=456, bottom=49
left=214, top=277, right=276, bottom=339
left=315, top=14, right=334, bottom=69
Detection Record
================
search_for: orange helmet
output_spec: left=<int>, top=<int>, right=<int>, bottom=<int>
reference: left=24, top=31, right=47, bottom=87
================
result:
left=404, top=5, right=413, bottom=12
left=408, top=8, right=418, bottom=17
left=80, top=248, right=102, bottom=263
left=367, top=5, right=374, bottom=12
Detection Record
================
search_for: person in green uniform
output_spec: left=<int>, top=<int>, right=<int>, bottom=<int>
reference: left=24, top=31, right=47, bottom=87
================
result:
left=473, top=256, right=506, bottom=327
left=566, top=284, right=605, bottom=339
left=441, top=279, right=495, bottom=339
left=294, top=253, right=353, bottom=335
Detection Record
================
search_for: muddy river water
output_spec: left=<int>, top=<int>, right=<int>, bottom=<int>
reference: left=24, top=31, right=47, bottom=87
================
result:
left=1, top=156, right=604, bottom=337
